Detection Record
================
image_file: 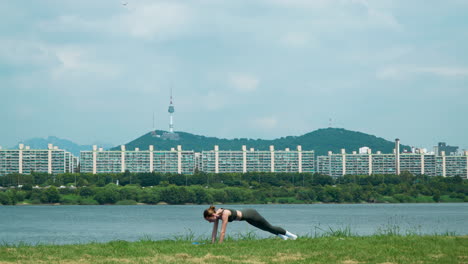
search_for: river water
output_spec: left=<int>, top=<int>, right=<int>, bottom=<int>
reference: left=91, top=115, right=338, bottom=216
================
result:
left=0, top=203, right=466, bottom=245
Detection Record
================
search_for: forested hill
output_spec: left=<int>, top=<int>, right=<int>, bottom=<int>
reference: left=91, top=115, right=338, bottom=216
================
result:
left=111, top=128, right=410, bottom=156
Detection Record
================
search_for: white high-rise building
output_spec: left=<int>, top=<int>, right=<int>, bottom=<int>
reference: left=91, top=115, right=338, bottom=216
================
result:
left=80, top=145, right=195, bottom=174
left=316, top=148, right=468, bottom=179
left=0, top=144, right=77, bottom=175
left=201, top=145, right=315, bottom=174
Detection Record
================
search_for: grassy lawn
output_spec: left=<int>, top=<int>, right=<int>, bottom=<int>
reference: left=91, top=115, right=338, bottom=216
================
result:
left=0, top=235, right=466, bottom=264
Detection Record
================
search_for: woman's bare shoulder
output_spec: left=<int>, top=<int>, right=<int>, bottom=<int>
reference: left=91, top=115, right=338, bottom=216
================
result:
left=218, top=208, right=230, bottom=217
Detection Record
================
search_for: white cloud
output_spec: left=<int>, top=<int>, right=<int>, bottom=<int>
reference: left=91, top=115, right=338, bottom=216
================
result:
left=376, top=67, right=404, bottom=80
left=359, top=1, right=402, bottom=31
left=251, top=116, right=278, bottom=129
left=228, top=73, right=260, bottom=92
left=50, top=46, right=121, bottom=80
left=118, top=2, right=191, bottom=40
left=0, top=38, right=120, bottom=81
left=38, top=1, right=192, bottom=41
left=39, top=15, right=99, bottom=32
left=199, top=91, right=228, bottom=111
left=0, top=39, right=50, bottom=66
left=267, top=0, right=402, bottom=31
left=280, top=32, right=310, bottom=47
left=266, top=0, right=333, bottom=9
left=414, top=67, right=468, bottom=77
left=377, top=66, right=468, bottom=80
left=55, top=49, right=82, bottom=70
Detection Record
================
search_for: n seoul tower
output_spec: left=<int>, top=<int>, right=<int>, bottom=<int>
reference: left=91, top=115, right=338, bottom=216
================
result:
left=168, top=89, right=175, bottom=133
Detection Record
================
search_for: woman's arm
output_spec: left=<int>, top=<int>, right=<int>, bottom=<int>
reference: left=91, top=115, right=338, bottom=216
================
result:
left=218, top=213, right=229, bottom=243
left=211, top=219, right=219, bottom=243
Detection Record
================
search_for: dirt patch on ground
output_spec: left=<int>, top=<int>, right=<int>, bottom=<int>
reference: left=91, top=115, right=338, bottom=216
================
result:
left=239, top=255, right=266, bottom=264
left=238, top=254, right=266, bottom=264
left=429, top=254, right=444, bottom=259
left=0, top=254, right=233, bottom=264
left=342, top=260, right=361, bottom=264
left=147, top=253, right=231, bottom=263
left=458, top=256, right=468, bottom=264
left=272, top=252, right=304, bottom=262
left=239, top=260, right=266, bottom=264
left=174, top=253, right=191, bottom=259
left=189, top=253, right=231, bottom=263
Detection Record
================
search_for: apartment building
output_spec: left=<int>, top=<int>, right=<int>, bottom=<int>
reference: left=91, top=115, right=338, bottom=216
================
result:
left=2, top=143, right=466, bottom=178
left=0, top=144, right=77, bottom=175
left=201, top=145, right=315, bottom=174
left=316, top=148, right=468, bottom=178
left=79, top=145, right=196, bottom=174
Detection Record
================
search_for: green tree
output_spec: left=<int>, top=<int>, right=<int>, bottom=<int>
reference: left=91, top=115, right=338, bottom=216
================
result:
left=324, top=186, right=344, bottom=203
left=79, top=187, right=95, bottom=197
left=138, top=172, right=161, bottom=187
left=120, top=185, right=140, bottom=200
left=21, top=184, right=33, bottom=191
left=0, top=192, right=12, bottom=205
left=15, top=190, right=27, bottom=202
left=41, top=186, right=61, bottom=203
left=138, top=188, right=160, bottom=204
left=209, top=189, right=227, bottom=203
left=295, top=190, right=311, bottom=202
left=312, top=174, right=334, bottom=186
left=433, top=190, right=441, bottom=203
left=94, top=184, right=120, bottom=204
left=190, top=186, right=213, bottom=204
left=160, top=186, right=193, bottom=204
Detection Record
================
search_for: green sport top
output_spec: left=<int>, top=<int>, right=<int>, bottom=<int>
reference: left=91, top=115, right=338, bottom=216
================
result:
left=222, top=208, right=240, bottom=222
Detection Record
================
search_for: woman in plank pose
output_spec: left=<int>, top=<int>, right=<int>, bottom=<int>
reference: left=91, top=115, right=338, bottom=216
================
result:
left=203, top=205, right=297, bottom=243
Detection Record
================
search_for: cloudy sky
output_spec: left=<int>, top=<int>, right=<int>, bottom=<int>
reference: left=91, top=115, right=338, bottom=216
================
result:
left=1, top=0, right=467, bottom=151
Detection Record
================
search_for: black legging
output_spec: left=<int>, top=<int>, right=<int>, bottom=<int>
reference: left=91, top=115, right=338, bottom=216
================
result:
left=241, top=209, right=286, bottom=235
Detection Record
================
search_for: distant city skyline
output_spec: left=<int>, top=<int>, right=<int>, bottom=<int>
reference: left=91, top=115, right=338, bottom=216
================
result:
left=1, top=0, right=467, bottom=151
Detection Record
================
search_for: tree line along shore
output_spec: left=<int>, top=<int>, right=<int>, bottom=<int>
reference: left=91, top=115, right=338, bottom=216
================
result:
left=0, top=172, right=466, bottom=205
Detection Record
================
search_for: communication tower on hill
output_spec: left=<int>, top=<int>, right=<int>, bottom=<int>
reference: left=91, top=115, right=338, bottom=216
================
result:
left=162, top=88, right=180, bottom=140
left=168, top=88, right=175, bottom=133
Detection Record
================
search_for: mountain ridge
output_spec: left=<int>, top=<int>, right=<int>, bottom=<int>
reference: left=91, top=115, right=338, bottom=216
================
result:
left=112, top=128, right=410, bottom=156
left=9, top=128, right=411, bottom=157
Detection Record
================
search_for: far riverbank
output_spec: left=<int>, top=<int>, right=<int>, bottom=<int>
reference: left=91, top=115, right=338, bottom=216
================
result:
left=5, top=196, right=467, bottom=206
left=1, top=173, right=467, bottom=206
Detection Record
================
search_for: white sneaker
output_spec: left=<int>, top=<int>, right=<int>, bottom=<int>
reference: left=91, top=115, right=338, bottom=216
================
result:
left=285, top=231, right=297, bottom=240
left=277, top=234, right=288, bottom=240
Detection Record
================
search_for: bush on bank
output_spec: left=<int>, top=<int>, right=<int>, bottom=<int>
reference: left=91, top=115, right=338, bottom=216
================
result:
left=0, top=172, right=466, bottom=205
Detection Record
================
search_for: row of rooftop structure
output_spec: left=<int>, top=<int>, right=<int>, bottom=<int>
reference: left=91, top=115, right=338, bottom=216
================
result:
left=79, top=145, right=197, bottom=175
left=0, top=144, right=78, bottom=175
left=79, top=145, right=315, bottom=175
left=1, top=140, right=467, bottom=178
left=318, top=149, right=468, bottom=178
left=320, top=139, right=467, bottom=178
